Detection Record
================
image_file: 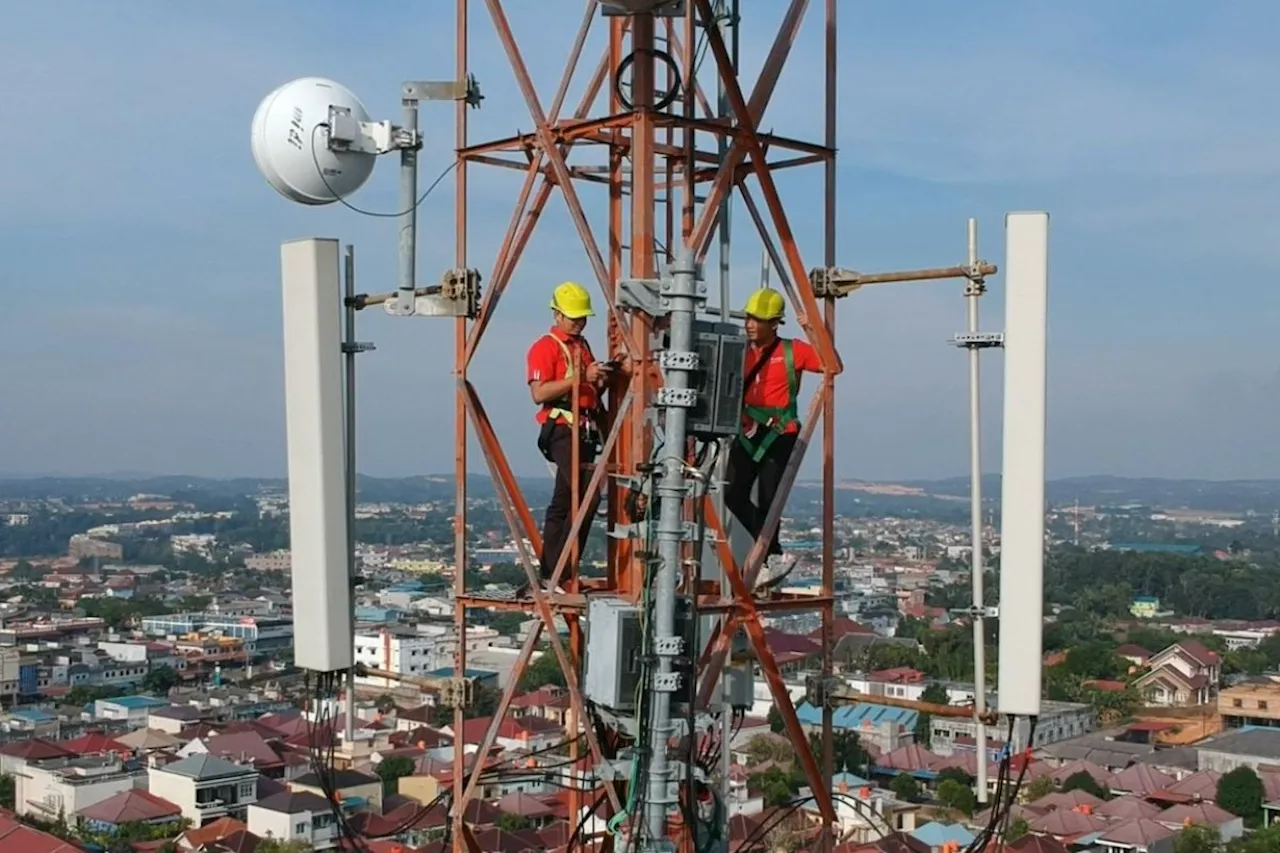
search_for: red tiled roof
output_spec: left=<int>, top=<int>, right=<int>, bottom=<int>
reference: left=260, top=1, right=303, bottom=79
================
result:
left=494, top=791, right=556, bottom=818
left=1176, top=639, right=1221, bottom=667
left=1107, top=765, right=1177, bottom=797
left=456, top=714, right=562, bottom=746
left=1029, top=789, right=1104, bottom=811
left=1028, top=807, right=1108, bottom=840
left=1166, top=770, right=1221, bottom=800
left=76, top=789, right=180, bottom=824
left=510, top=686, right=569, bottom=709
left=179, top=816, right=250, bottom=848
left=1085, top=679, right=1129, bottom=693
left=1158, top=802, right=1236, bottom=827
left=60, top=732, right=129, bottom=757
left=877, top=743, right=940, bottom=773
left=0, top=738, right=74, bottom=761
left=762, top=629, right=823, bottom=659
left=1096, top=794, right=1164, bottom=820
left=1115, top=644, right=1152, bottom=659
left=1008, top=834, right=1070, bottom=853
left=1099, top=817, right=1177, bottom=848
left=0, top=809, right=84, bottom=852
left=199, top=730, right=285, bottom=769
left=869, top=667, right=925, bottom=684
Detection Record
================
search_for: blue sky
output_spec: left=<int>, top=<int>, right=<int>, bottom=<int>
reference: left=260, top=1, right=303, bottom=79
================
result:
left=2, top=1, right=1277, bottom=481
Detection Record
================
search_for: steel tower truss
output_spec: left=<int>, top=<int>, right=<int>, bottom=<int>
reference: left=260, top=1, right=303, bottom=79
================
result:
left=446, top=1, right=842, bottom=850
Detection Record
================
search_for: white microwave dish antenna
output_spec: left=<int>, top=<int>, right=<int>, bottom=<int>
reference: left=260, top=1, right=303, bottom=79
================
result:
left=251, top=77, right=376, bottom=206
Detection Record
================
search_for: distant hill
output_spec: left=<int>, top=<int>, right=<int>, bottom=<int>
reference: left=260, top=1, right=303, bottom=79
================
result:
left=899, top=475, right=1280, bottom=513
left=2, top=473, right=1278, bottom=514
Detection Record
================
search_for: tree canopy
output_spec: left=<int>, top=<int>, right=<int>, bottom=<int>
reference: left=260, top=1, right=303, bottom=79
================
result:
left=1217, top=766, right=1264, bottom=822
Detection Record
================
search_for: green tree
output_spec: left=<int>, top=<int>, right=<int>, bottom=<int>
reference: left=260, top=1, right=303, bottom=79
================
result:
left=890, top=773, right=921, bottom=803
left=1231, top=822, right=1280, bottom=853
left=496, top=813, right=534, bottom=832
left=1005, top=816, right=1030, bottom=844
left=896, top=616, right=929, bottom=641
left=805, top=732, right=870, bottom=776
left=519, top=653, right=567, bottom=691
left=1175, top=824, right=1224, bottom=853
left=143, top=665, right=181, bottom=695
left=0, top=774, right=12, bottom=809
left=1061, top=770, right=1108, bottom=799
left=936, top=778, right=977, bottom=815
left=1022, top=774, right=1055, bottom=803
left=1217, top=766, right=1264, bottom=823
left=375, top=755, right=417, bottom=796
left=750, top=767, right=798, bottom=808
left=744, top=734, right=795, bottom=766
left=374, top=694, right=397, bottom=715
left=768, top=705, right=784, bottom=733
left=935, top=767, right=974, bottom=787
left=9, top=559, right=46, bottom=582
left=1062, top=643, right=1123, bottom=680
left=914, top=682, right=950, bottom=747
left=1087, top=685, right=1140, bottom=724
left=256, top=840, right=315, bottom=853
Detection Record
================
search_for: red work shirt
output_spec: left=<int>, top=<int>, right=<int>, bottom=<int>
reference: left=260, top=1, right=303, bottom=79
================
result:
left=526, top=327, right=600, bottom=424
left=742, top=337, right=822, bottom=434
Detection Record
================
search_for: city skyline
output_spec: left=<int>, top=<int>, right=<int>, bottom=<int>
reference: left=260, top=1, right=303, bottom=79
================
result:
left=2, top=1, right=1277, bottom=481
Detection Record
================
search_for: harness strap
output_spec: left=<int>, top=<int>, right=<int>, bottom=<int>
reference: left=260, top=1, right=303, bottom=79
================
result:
left=543, top=334, right=596, bottom=426
left=737, top=340, right=798, bottom=462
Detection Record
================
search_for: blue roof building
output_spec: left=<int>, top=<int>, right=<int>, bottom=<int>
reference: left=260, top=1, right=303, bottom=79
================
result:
left=796, top=701, right=919, bottom=733
left=94, top=695, right=168, bottom=721
left=912, top=822, right=976, bottom=849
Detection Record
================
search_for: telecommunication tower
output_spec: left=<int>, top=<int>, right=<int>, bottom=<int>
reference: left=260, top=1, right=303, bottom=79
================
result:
left=253, top=2, right=1052, bottom=852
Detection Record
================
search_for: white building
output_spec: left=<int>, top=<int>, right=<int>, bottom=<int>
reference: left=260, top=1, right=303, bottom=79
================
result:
left=247, top=790, right=338, bottom=850
left=148, top=754, right=260, bottom=826
left=353, top=627, right=441, bottom=688
left=244, top=550, right=292, bottom=572
left=170, top=534, right=217, bottom=558
left=14, top=755, right=143, bottom=821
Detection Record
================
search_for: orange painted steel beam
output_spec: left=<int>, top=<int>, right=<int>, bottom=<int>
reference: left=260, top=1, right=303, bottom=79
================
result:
left=695, top=1, right=841, bottom=376
left=451, top=2, right=842, bottom=848
left=685, top=0, right=809, bottom=257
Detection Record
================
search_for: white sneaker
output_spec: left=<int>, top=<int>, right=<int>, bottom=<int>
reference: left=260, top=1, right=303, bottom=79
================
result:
left=755, top=553, right=797, bottom=591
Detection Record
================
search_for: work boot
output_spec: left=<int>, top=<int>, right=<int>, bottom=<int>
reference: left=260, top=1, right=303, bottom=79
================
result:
left=754, top=553, right=797, bottom=592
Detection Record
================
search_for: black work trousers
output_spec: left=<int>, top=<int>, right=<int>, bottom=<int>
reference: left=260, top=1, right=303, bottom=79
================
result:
left=539, top=423, right=601, bottom=581
left=725, top=431, right=797, bottom=558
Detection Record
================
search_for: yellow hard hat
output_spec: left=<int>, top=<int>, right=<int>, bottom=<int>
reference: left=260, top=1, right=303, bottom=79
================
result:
left=743, top=288, right=785, bottom=321
left=550, top=281, right=594, bottom=319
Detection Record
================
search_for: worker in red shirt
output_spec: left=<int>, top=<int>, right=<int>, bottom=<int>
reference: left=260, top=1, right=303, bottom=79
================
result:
left=526, top=282, right=616, bottom=590
left=726, top=288, right=823, bottom=590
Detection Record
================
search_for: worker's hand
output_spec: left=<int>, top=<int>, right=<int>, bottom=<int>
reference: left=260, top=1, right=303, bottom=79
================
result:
left=586, top=361, right=613, bottom=385
left=616, top=355, right=635, bottom=377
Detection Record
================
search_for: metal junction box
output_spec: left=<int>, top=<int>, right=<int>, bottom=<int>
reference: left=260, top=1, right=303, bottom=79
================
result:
left=585, top=595, right=714, bottom=713
left=688, top=320, right=746, bottom=439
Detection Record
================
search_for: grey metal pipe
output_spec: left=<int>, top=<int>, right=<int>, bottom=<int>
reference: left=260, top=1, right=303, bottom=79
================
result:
left=343, top=245, right=358, bottom=747
left=965, top=218, right=989, bottom=802
left=395, top=101, right=420, bottom=315
left=715, top=0, right=738, bottom=322
left=644, top=253, right=700, bottom=849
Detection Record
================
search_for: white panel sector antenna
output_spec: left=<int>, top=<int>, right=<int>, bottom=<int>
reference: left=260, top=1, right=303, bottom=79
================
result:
left=997, top=211, right=1049, bottom=718
left=252, top=77, right=376, bottom=205
left=281, top=238, right=353, bottom=672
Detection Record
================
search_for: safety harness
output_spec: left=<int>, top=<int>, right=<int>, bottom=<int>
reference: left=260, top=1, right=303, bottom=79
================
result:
left=538, top=334, right=601, bottom=461
left=737, top=338, right=798, bottom=462
left=542, top=334, right=595, bottom=425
